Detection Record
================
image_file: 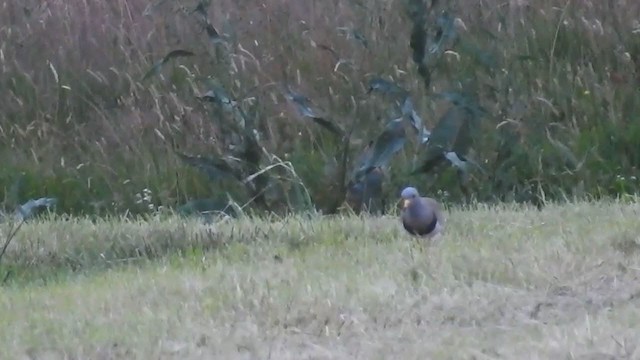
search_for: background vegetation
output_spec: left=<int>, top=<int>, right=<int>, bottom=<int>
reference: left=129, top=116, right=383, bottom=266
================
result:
left=2, top=3, right=640, bottom=356
left=1, top=0, right=639, bottom=218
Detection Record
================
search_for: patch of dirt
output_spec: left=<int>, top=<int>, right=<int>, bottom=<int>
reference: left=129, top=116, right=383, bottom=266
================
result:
left=611, top=231, right=640, bottom=256
left=404, top=261, right=640, bottom=330
left=529, top=264, right=640, bottom=324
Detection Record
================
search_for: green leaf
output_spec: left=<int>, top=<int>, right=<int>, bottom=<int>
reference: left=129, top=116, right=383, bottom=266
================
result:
left=197, top=78, right=249, bottom=130
left=3, top=173, right=25, bottom=209
left=191, top=0, right=211, bottom=20
left=283, top=89, right=345, bottom=136
left=15, top=197, right=57, bottom=221
left=191, top=0, right=226, bottom=45
left=366, top=77, right=408, bottom=98
left=457, top=39, right=499, bottom=70
left=142, top=49, right=195, bottom=81
left=405, top=0, right=431, bottom=89
left=546, top=129, right=586, bottom=172
left=336, top=27, right=369, bottom=49
left=493, top=129, right=529, bottom=191
left=432, top=91, right=486, bottom=114
left=412, top=145, right=448, bottom=175
left=412, top=98, right=483, bottom=174
left=401, top=97, right=430, bottom=144
left=354, top=118, right=407, bottom=178
left=444, top=151, right=486, bottom=182
left=177, top=198, right=239, bottom=219
left=142, top=0, right=172, bottom=17
left=404, top=0, right=429, bottom=26
left=426, top=11, right=458, bottom=64
left=175, top=152, right=242, bottom=183
left=345, top=167, right=384, bottom=214
left=369, top=119, right=408, bottom=166
left=431, top=106, right=474, bottom=153
left=204, top=23, right=225, bottom=44
left=197, top=79, right=235, bottom=109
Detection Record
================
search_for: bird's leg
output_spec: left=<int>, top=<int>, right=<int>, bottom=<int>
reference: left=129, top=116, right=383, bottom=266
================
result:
left=408, top=239, right=416, bottom=262
left=416, top=239, right=427, bottom=255
left=408, top=238, right=426, bottom=260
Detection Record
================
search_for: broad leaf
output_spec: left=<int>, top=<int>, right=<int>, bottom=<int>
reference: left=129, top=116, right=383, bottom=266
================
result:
left=425, top=11, right=458, bottom=64
left=3, top=173, right=25, bottom=209
left=142, top=0, right=172, bottom=16
left=197, top=79, right=235, bottom=110
left=401, top=97, right=430, bottom=144
left=191, top=0, right=210, bottom=18
left=432, top=91, right=486, bottom=115
left=336, top=27, right=369, bottom=49
left=177, top=198, right=239, bottom=219
left=15, top=197, right=57, bottom=221
left=443, top=151, right=468, bottom=170
left=412, top=144, right=448, bottom=174
left=546, top=129, right=586, bottom=172
left=457, top=38, right=499, bottom=71
left=369, top=118, right=407, bottom=167
left=443, top=151, right=486, bottom=183
left=366, top=77, right=408, bottom=98
left=412, top=98, right=483, bottom=174
left=405, top=0, right=431, bottom=89
left=345, top=167, right=384, bottom=214
left=283, top=89, right=344, bottom=136
left=142, top=49, right=195, bottom=81
left=197, top=79, right=248, bottom=129
left=354, top=117, right=407, bottom=178
left=204, top=23, right=225, bottom=44
left=429, top=105, right=475, bottom=154
left=191, top=1, right=226, bottom=45
left=175, top=152, right=242, bottom=182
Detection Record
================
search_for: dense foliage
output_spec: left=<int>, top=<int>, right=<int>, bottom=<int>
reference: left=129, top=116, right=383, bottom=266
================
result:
left=1, top=0, right=639, bottom=218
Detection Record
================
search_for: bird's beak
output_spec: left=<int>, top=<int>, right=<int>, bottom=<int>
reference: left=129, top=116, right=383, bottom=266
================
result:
left=402, top=199, right=411, bottom=209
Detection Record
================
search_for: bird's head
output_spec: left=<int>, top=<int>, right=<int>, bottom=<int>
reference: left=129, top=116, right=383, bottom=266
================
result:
left=400, top=186, right=420, bottom=209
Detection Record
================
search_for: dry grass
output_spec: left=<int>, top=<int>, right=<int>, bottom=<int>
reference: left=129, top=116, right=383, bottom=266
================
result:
left=2, top=200, right=640, bottom=359
left=2, top=0, right=639, bottom=213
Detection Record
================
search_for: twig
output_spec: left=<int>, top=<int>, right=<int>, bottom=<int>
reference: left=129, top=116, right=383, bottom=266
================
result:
left=2, top=269, right=12, bottom=285
left=0, top=217, right=26, bottom=265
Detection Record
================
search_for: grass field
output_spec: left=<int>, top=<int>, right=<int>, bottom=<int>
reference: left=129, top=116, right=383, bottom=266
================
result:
left=1, top=200, right=640, bottom=359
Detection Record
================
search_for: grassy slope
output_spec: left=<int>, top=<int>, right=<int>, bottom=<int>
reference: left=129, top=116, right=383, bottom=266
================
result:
left=2, top=201, right=640, bottom=359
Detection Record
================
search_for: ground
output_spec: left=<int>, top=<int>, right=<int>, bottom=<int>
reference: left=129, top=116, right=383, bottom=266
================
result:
left=1, top=200, right=640, bottom=359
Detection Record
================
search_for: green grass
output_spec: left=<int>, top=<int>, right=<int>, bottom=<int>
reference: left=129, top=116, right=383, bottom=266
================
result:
left=2, top=200, right=640, bottom=358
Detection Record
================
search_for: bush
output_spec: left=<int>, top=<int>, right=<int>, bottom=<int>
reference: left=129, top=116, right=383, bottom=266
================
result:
left=1, top=0, right=639, bottom=217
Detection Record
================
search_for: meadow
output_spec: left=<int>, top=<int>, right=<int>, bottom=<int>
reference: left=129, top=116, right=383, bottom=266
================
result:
left=2, top=200, right=640, bottom=359
left=2, top=0, right=640, bottom=358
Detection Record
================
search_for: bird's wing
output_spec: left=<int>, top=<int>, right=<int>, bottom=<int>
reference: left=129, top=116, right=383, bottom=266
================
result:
left=420, top=197, right=445, bottom=224
left=402, top=199, right=438, bottom=236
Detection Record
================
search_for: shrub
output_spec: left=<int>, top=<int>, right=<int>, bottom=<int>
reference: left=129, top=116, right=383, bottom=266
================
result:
left=1, top=0, right=639, bottom=217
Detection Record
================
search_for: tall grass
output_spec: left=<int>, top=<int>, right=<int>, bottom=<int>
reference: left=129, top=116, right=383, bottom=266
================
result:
left=1, top=0, right=639, bottom=217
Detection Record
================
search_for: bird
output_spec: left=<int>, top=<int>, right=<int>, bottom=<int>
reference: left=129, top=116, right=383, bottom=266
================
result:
left=399, top=186, right=445, bottom=239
